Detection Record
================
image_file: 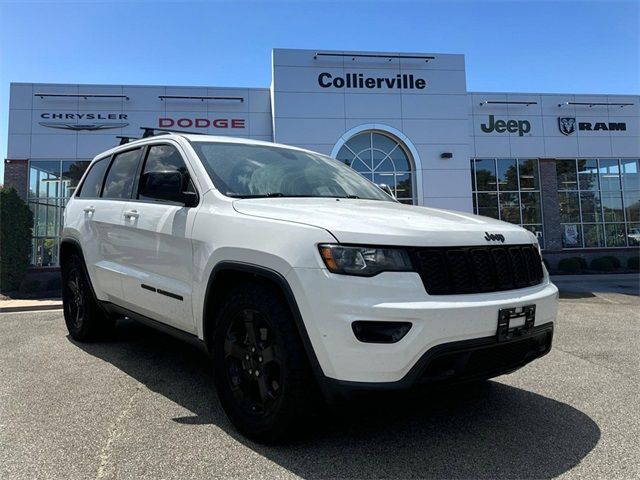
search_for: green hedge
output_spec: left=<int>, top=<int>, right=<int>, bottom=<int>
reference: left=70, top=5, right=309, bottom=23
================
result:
left=590, top=257, right=616, bottom=272
left=602, top=255, right=621, bottom=269
left=0, top=188, right=34, bottom=293
left=628, top=256, right=639, bottom=271
left=558, top=257, right=584, bottom=272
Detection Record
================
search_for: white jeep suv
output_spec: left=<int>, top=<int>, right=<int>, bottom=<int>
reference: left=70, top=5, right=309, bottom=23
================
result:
left=61, top=131, right=558, bottom=441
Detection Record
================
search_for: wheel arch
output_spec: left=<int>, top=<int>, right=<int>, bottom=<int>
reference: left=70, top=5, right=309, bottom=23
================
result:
left=202, top=262, right=327, bottom=389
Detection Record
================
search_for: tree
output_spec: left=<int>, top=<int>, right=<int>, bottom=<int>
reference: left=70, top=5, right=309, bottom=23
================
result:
left=0, top=187, right=34, bottom=292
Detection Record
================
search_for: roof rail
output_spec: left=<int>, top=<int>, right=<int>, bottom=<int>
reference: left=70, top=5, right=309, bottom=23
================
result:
left=116, top=135, right=140, bottom=145
left=140, top=126, right=206, bottom=138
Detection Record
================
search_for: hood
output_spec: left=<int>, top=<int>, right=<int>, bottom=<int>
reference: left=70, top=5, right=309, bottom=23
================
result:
left=232, top=198, right=536, bottom=247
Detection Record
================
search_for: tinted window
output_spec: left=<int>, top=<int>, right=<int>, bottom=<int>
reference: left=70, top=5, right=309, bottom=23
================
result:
left=138, top=145, right=195, bottom=201
left=77, top=158, right=109, bottom=198
left=102, top=149, right=141, bottom=199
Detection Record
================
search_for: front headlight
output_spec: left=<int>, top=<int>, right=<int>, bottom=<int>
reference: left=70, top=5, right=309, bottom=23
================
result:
left=318, top=244, right=413, bottom=276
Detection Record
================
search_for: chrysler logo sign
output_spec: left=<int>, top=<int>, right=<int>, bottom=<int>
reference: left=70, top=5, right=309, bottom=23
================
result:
left=558, top=117, right=627, bottom=135
left=39, top=112, right=129, bottom=131
left=39, top=122, right=128, bottom=131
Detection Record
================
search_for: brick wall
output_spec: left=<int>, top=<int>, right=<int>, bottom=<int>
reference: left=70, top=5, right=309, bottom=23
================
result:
left=3, top=159, right=28, bottom=201
left=539, top=159, right=563, bottom=252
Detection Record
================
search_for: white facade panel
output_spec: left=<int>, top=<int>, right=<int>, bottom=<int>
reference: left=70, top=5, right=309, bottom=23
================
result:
left=122, top=86, right=166, bottom=112
left=473, top=136, right=511, bottom=157
left=577, top=136, right=613, bottom=157
left=543, top=136, right=580, bottom=157
left=509, top=136, right=546, bottom=157
left=9, top=84, right=33, bottom=110
left=344, top=93, right=402, bottom=118
left=8, top=134, right=31, bottom=158
left=30, top=134, right=77, bottom=158
left=414, top=144, right=471, bottom=170
left=401, top=119, right=469, bottom=144
left=247, top=89, right=272, bottom=113
left=8, top=109, right=31, bottom=135
left=274, top=92, right=345, bottom=118
left=401, top=94, right=469, bottom=119
left=611, top=137, right=640, bottom=157
left=274, top=118, right=347, bottom=145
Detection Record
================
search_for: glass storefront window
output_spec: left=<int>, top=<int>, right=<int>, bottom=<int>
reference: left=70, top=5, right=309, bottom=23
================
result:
left=556, top=158, right=639, bottom=248
left=28, top=159, right=91, bottom=266
left=471, top=158, right=545, bottom=248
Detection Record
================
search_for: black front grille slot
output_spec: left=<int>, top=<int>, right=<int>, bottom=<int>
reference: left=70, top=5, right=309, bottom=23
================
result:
left=413, top=244, right=544, bottom=295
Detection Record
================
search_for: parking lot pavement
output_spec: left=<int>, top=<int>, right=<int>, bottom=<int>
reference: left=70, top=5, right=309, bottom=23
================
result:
left=1, top=289, right=639, bottom=479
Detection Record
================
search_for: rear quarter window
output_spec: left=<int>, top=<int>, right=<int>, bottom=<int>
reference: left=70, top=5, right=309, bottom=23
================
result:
left=76, top=157, right=110, bottom=198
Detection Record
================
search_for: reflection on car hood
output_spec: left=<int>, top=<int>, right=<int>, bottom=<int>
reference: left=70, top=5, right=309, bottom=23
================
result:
left=232, top=198, right=536, bottom=246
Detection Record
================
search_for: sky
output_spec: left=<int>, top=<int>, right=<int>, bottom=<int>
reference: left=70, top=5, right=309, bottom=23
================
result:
left=0, top=0, right=638, bottom=180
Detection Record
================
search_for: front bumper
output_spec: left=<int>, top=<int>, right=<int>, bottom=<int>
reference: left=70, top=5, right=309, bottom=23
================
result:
left=286, top=267, right=559, bottom=384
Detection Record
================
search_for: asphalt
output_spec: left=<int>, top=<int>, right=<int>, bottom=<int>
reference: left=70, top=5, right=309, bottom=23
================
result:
left=1, top=284, right=639, bottom=479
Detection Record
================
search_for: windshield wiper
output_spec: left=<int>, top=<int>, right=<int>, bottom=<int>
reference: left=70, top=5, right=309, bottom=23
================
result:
left=226, top=192, right=307, bottom=199
left=226, top=193, right=364, bottom=199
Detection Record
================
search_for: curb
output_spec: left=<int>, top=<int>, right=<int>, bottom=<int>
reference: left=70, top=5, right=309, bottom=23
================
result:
left=0, top=303, right=63, bottom=313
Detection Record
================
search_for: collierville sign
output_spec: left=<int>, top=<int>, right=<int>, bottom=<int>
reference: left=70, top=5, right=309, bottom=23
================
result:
left=318, top=72, right=426, bottom=90
left=558, top=117, right=627, bottom=135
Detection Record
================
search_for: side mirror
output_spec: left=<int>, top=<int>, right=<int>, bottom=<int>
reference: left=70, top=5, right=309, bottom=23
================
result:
left=376, top=183, right=395, bottom=198
left=139, top=171, right=197, bottom=207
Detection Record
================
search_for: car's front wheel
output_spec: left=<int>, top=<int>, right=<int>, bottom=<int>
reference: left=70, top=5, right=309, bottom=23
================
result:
left=62, top=253, right=115, bottom=342
left=212, top=283, right=317, bottom=442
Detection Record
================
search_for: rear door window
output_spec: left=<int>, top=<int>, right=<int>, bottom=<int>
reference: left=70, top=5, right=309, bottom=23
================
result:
left=102, top=148, right=142, bottom=199
left=76, top=157, right=109, bottom=198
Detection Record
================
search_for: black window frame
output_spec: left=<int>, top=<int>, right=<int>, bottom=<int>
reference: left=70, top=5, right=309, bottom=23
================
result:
left=100, top=147, right=144, bottom=200
left=132, top=142, right=200, bottom=207
left=75, top=155, right=111, bottom=199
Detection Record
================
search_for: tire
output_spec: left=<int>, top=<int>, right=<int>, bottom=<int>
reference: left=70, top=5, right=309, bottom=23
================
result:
left=212, top=282, right=317, bottom=443
left=62, top=253, right=115, bottom=342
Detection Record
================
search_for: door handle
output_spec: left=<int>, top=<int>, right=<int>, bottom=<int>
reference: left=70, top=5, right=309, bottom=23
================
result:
left=123, top=209, right=139, bottom=219
left=83, top=206, right=95, bottom=213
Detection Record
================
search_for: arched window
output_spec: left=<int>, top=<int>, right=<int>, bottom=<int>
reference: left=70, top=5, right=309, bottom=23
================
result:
left=335, top=131, right=415, bottom=204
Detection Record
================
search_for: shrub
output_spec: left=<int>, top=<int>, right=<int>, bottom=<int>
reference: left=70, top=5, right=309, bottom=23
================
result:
left=0, top=188, right=34, bottom=292
left=575, top=257, right=588, bottom=270
left=602, top=255, right=621, bottom=269
left=628, top=256, right=639, bottom=271
left=558, top=257, right=583, bottom=272
left=18, top=278, right=41, bottom=294
left=47, top=276, right=62, bottom=291
left=590, top=257, right=616, bottom=272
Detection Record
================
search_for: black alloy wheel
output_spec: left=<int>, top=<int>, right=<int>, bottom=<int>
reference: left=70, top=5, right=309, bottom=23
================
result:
left=224, top=308, right=283, bottom=416
left=62, top=253, right=115, bottom=341
left=212, top=283, right=317, bottom=442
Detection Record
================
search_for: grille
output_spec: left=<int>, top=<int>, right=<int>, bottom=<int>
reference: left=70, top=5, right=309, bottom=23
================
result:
left=412, top=244, right=544, bottom=295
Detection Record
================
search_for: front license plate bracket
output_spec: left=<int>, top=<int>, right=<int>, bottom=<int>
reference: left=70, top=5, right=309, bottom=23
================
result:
left=497, top=305, right=536, bottom=341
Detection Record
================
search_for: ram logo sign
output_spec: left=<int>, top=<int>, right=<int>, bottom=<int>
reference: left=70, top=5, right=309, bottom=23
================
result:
left=558, top=117, right=627, bottom=135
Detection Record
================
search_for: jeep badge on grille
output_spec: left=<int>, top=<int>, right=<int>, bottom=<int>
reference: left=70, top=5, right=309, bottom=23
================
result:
left=484, top=232, right=505, bottom=243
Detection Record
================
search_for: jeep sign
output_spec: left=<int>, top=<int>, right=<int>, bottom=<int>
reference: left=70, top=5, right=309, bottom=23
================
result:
left=480, top=115, right=531, bottom=136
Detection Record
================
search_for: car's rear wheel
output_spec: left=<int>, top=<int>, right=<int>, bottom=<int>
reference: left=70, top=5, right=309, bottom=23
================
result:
left=62, top=253, right=115, bottom=341
left=212, top=283, right=317, bottom=442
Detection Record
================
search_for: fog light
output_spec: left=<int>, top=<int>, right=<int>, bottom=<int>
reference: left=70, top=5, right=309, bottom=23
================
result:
left=352, top=321, right=412, bottom=343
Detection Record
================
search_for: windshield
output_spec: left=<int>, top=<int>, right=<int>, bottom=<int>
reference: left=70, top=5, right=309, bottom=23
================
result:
left=191, top=142, right=392, bottom=201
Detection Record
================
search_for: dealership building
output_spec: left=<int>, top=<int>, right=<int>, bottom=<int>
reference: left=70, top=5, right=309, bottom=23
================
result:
left=4, top=48, right=639, bottom=269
